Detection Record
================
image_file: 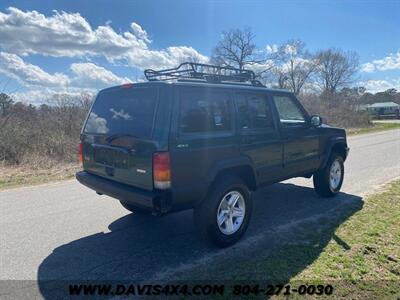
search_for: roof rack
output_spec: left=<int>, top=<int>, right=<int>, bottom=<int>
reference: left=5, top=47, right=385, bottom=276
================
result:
left=144, top=62, right=264, bottom=87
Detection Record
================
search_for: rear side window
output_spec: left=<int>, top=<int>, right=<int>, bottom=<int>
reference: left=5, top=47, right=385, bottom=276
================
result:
left=179, top=89, right=233, bottom=134
left=84, top=88, right=158, bottom=139
left=273, top=95, right=306, bottom=125
left=236, top=93, right=275, bottom=130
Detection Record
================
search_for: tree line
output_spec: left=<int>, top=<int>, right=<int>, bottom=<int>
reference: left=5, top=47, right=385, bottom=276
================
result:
left=0, top=92, right=91, bottom=165
left=211, top=28, right=399, bottom=126
left=211, top=27, right=360, bottom=96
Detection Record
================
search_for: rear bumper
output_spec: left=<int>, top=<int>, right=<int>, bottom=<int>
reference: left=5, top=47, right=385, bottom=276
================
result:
left=76, top=171, right=170, bottom=214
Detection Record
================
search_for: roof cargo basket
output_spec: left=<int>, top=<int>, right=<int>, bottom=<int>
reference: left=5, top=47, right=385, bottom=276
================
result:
left=144, top=62, right=264, bottom=87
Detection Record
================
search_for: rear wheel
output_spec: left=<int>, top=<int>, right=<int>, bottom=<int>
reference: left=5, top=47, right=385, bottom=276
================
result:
left=194, top=176, right=252, bottom=247
left=313, top=153, right=344, bottom=197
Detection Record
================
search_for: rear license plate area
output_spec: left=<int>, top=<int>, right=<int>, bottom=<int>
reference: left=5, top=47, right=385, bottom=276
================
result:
left=94, top=147, right=129, bottom=169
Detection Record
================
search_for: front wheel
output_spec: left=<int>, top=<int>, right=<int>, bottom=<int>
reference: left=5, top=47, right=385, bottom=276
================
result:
left=194, top=177, right=252, bottom=247
left=313, top=153, right=344, bottom=197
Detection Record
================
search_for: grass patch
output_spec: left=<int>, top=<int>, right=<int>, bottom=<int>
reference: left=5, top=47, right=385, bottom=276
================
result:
left=347, top=122, right=400, bottom=135
left=285, top=180, right=400, bottom=299
left=0, top=163, right=79, bottom=190
left=183, top=181, right=399, bottom=299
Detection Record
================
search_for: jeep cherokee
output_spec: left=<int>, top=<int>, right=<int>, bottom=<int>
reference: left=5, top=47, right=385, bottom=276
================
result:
left=76, top=63, right=349, bottom=247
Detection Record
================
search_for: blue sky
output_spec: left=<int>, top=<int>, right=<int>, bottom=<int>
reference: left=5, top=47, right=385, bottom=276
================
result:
left=0, top=0, right=399, bottom=103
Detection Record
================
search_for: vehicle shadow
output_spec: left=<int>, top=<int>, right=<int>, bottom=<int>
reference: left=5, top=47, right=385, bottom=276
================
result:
left=37, top=182, right=363, bottom=298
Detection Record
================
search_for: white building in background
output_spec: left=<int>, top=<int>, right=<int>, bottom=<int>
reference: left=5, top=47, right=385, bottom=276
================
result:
left=356, top=102, right=400, bottom=118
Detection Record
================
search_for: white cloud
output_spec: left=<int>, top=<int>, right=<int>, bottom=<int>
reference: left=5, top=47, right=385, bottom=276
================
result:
left=361, top=62, right=375, bottom=73
left=70, top=62, right=131, bottom=87
left=0, top=7, right=208, bottom=69
left=85, top=112, right=109, bottom=133
left=284, top=44, right=297, bottom=55
left=280, top=57, right=314, bottom=73
left=248, top=60, right=275, bottom=75
left=10, top=88, right=95, bottom=106
left=130, top=22, right=150, bottom=43
left=359, top=78, right=400, bottom=93
left=361, top=51, right=400, bottom=73
left=0, top=52, right=70, bottom=87
left=123, top=46, right=208, bottom=70
left=0, top=52, right=132, bottom=89
left=265, top=44, right=278, bottom=54
left=0, top=7, right=210, bottom=105
left=0, top=52, right=136, bottom=104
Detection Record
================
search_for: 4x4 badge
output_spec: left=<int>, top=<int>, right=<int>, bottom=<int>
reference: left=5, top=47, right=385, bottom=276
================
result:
left=177, top=144, right=189, bottom=148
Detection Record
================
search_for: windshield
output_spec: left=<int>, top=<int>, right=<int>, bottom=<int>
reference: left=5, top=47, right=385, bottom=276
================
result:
left=84, top=87, right=158, bottom=139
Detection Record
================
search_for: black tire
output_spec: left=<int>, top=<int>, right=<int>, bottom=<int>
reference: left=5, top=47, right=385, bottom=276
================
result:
left=194, top=176, right=252, bottom=248
left=119, top=200, right=151, bottom=214
left=313, top=153, right=344, bottom=197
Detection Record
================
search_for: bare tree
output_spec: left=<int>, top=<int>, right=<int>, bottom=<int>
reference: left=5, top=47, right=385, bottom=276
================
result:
left=277, top=73, right=288, bottom=89
left=0, top=93, right=14, bottom=117
left=211, top=27, right=261, bottom=70
left=315, top=48, right=359, bottom=93
left=77, top=92, right=93, bottom=112
left=179, top=54, right=201, bottom=65
left=0, top=93, right=14, bottom=130
left=273, top=40, right=317, bottom=95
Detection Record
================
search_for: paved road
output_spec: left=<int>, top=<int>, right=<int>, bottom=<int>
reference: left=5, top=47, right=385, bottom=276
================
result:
left=1, top=129, right=399, bottom=297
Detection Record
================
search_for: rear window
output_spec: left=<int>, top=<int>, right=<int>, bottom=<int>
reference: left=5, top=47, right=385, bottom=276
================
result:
left=84, top=88, right=158, bottom=139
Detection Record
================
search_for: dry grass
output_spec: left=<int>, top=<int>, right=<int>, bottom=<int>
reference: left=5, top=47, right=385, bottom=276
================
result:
left=285, top=179, right=400, bottom=299
left=183, top=181, right=400, bottom=299
left=347, top=122, right=400, bottom=136
left=0, top=162, right=80, bottom=190
left=197, top=180, right=400, bottom=299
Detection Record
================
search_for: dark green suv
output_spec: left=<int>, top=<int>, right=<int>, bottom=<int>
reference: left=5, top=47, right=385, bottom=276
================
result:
left=76, top=63, right=349, bottom=247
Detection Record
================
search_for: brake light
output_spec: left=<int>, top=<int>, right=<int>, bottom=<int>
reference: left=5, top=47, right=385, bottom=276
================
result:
left=78, top=142, right=83, bottom=164
left=153, top=152, right=171, bottom=189
left=121, top=83, right=134, bottom=89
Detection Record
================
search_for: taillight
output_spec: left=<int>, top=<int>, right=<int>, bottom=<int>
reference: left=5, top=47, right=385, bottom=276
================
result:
left=153, top=152, right=171, bottom=189
left=78, top=142, right=83, bottom=164
left=121, top=83, right=133, bottom=89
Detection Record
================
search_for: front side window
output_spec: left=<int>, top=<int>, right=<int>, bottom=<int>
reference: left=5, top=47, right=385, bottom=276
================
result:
left=179, top=89, right=232, bottom=134
left=273, top=95, right=306, bottom=125
left=236, top=93, right=275, bottom=130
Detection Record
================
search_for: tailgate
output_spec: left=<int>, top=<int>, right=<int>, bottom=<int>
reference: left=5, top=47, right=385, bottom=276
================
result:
left=80, top=86, right=165, bottom=191
left=82, top=138, right=157, bottom=190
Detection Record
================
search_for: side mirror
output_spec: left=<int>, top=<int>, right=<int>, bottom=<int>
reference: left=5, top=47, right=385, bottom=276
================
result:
left=310, top=115, right=322, bottom=127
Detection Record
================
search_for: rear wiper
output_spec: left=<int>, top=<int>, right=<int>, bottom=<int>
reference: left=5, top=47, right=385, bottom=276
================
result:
left=106, top=134, right=139, bottom=142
